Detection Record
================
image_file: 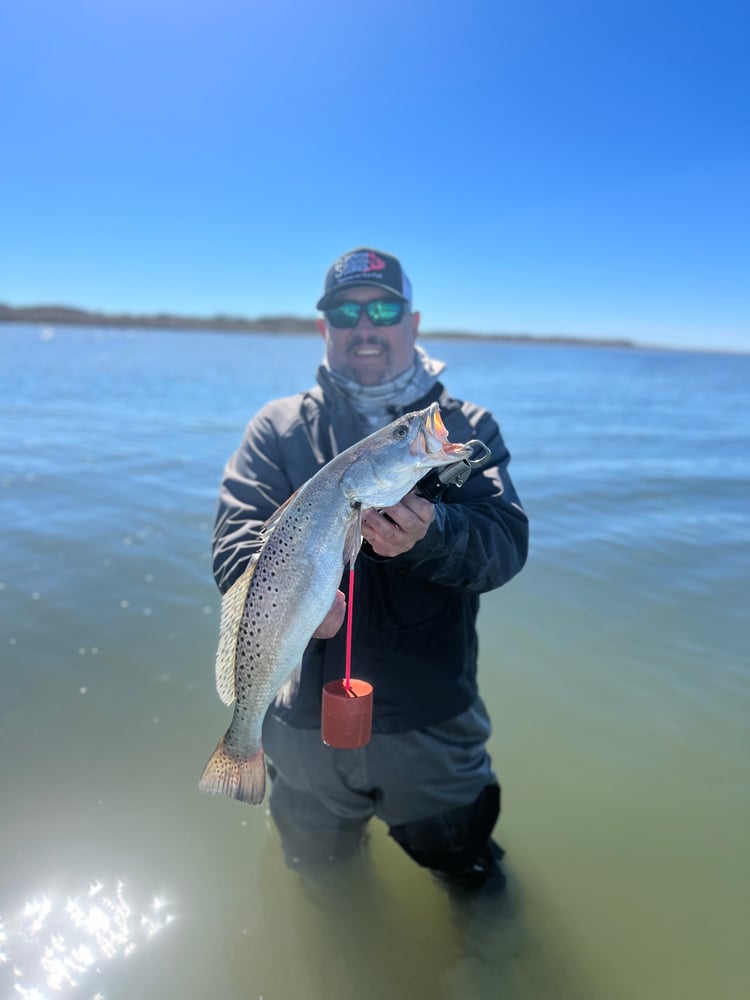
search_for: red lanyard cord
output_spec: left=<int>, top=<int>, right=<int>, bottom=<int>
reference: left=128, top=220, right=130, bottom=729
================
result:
left=344, top=565, right=355, bottom=690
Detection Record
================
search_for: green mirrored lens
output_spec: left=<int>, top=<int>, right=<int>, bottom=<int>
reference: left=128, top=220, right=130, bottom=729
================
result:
left=366, top=301, right=404, bottom=325
left=326, top=302, right=361, bottom=328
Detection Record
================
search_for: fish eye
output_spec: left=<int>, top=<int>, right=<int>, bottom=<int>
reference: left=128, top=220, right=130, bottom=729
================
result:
left=393, top=424, right=409, bottom=439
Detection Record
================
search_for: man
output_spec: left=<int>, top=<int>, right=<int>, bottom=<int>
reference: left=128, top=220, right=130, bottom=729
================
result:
left=212, top=247, right=528, bottom=890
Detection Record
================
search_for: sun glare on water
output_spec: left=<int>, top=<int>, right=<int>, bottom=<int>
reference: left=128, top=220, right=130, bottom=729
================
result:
left=0, top=879, right=175, bottom=998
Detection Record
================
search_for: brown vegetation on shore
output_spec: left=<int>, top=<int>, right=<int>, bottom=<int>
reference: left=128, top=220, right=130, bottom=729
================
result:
left=0, top=303, right=635, bottom=348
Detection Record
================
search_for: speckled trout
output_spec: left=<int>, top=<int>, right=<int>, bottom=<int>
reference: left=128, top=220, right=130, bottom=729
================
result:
left=199, top=402, right=472, bottom=805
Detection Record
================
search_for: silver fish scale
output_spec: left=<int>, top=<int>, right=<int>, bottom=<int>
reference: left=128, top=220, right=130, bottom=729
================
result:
left=228, top=490, right=350, bottom=746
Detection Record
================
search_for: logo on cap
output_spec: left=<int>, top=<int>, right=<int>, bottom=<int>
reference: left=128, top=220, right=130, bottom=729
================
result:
left=334, top=251, right=387, bottom=281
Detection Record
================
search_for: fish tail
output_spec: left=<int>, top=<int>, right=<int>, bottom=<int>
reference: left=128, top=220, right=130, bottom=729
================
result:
left=198, top=736, right=266, bottom=805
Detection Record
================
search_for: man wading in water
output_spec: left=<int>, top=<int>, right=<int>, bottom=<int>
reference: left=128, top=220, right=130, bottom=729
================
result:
left=212, top=247, right=528, bottom=891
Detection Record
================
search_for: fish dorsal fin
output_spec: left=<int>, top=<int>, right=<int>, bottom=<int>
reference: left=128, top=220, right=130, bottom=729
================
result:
left=215, top=557, right=258, bottom=705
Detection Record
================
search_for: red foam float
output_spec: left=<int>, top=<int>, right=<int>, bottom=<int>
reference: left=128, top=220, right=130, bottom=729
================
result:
left=321, top=678, right=373, bottom=749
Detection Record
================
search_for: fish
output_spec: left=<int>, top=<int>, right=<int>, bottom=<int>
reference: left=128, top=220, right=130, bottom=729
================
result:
left=199, top=401, right=472, bottom=805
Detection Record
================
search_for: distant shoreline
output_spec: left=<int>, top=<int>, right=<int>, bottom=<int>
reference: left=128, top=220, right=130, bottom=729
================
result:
left=0, top=302, right=637, bottom=349
left=7, top=303, right=746, bottom=354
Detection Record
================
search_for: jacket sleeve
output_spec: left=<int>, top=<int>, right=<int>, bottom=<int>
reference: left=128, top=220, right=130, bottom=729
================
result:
left=211, top=407, right=294, bottom=594
left=382, top=406, right=529, bottom=594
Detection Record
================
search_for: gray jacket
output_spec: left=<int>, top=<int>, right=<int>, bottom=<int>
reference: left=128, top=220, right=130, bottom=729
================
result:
left=212, top=367, right=529, bottom=732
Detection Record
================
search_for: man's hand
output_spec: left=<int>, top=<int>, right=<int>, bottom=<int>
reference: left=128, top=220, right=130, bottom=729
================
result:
left=360, top=490, right=435, bottom=558
left=312, top=589, right=346, bottom=639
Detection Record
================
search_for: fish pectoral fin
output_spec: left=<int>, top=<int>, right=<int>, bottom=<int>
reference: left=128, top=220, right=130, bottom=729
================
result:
left=215, top=557, right=258, bottom=705
left=343, top=503, right=363, bottom=569
left=274, top=663, right=302, bottom=709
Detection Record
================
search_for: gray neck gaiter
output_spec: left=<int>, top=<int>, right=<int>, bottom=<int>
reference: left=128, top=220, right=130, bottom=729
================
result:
left=323, top=346, right=446, bottom=433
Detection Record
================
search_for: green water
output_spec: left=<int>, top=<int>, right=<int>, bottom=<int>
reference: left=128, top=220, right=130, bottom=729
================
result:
left=0, top=326, right=748, bottom=999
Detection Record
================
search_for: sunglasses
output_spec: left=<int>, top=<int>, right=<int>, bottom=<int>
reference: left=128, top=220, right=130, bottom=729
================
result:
left=324, top=299, right=406, bottom=329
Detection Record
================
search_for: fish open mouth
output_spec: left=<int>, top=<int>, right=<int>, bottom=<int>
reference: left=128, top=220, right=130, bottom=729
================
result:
left=411, top=402, right=473, bottom=460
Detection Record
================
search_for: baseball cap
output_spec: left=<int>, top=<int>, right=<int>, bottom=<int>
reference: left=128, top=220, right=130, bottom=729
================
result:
left=316, top=247, right=413, bottom=310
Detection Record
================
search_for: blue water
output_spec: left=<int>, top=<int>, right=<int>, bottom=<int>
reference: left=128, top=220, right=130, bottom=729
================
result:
left=1, top=324, right=748, bottom=1000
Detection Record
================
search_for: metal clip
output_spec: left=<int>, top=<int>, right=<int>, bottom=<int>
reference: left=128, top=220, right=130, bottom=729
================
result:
left=417, top=439, right=493, bottom=501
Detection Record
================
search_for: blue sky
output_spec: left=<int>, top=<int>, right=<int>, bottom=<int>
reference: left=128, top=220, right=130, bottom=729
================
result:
left=2, top=0, right=748, bottom=350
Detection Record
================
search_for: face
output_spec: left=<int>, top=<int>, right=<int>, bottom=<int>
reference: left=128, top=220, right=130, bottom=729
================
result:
left=317, top=286, right=420, bottom=386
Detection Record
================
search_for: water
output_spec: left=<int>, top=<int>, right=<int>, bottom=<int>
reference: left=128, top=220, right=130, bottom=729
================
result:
left=0, top=325, right=748, bottom=1000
